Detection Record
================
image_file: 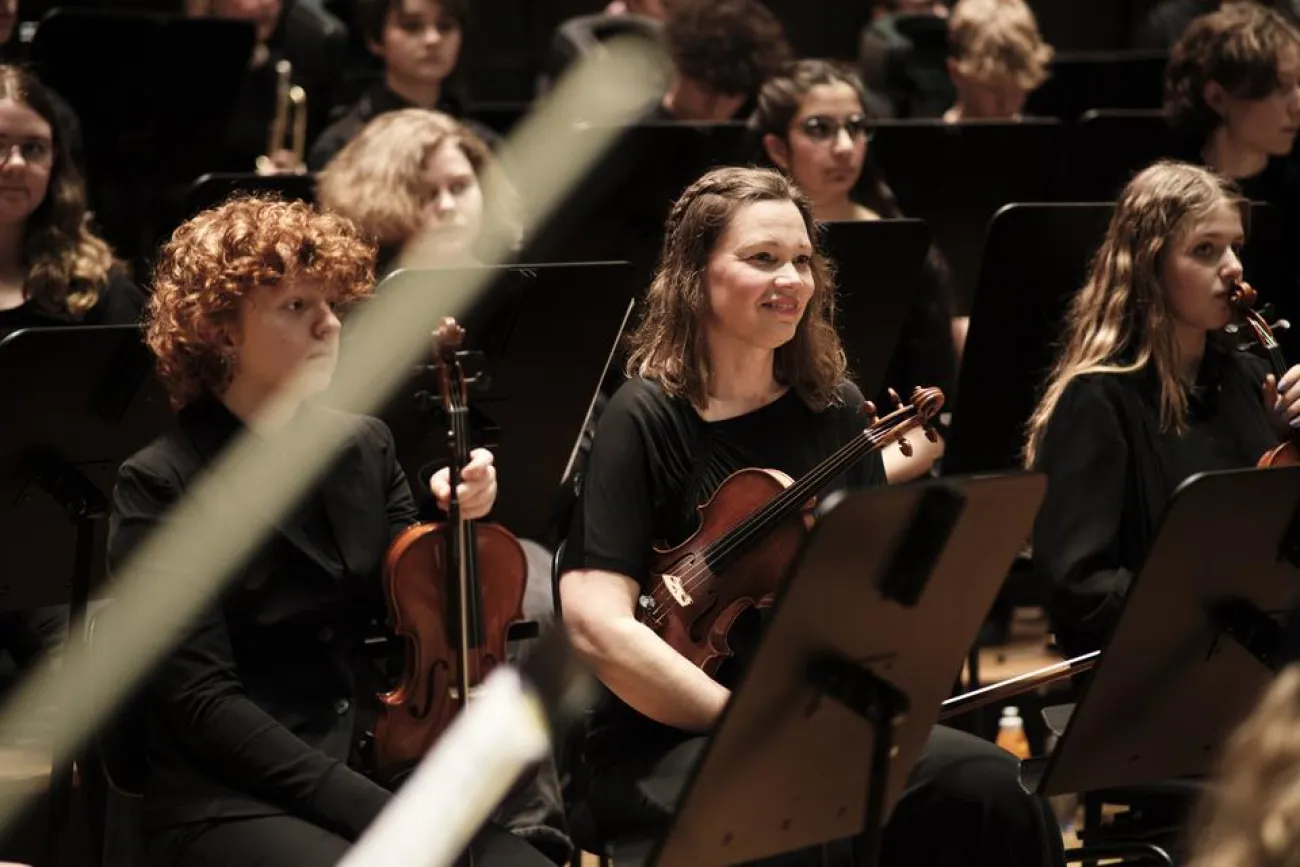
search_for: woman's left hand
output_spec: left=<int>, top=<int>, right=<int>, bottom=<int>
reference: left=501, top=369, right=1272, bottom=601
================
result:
left=1264, top=364, right=1300, bottom=430
left=429, top=448, right=497, bottom=520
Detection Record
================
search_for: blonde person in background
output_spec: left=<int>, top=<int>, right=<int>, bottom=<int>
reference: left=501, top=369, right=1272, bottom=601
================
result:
left=1186, top=664, right=1300, bottom=867
left=943, top=0, right=1053, bottom=121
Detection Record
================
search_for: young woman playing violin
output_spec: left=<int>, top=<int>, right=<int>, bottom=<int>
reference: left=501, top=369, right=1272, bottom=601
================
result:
left=1026, top=160, right=1300, bottom=660
left=560, top=166, right=1065, bottom=867
left=107, top=196, right=563, bottom=867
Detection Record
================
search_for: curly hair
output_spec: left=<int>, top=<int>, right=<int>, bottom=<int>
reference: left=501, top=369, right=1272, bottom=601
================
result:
left=625, top=166, right=847, bottom=411
left=147, top=196, right=376, bottom=409
left=0, top=65, right=116, bottom=321
left=1023, top=160, right=1244, bottom=466
left=1186, top=664, right=1300, bottom=867
left=947, top=0, right=1054, bottom=90
left=662, top=0, right=792, bottom=97
left=316, top=108, right=516, bottom=263
left=1166, top=2, right=1300, bottom=145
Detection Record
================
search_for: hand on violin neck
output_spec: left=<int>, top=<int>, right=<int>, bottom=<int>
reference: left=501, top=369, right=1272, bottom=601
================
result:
left=429, top=448, right=498, bottom=519
left=1264, top=366, right=1300, bottom=433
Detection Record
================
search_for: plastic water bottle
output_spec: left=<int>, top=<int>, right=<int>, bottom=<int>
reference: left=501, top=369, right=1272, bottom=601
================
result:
left=995, top=706, right=1031, bottom=759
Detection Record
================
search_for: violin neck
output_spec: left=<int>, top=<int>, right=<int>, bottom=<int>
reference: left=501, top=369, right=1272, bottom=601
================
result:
left=446, top=405, right=482, bottom=689
left=704, top=409, right=919, bottom=571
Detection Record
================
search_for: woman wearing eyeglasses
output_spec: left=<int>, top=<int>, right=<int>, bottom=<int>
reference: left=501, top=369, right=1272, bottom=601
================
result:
left=749, top=59, right=957, bottom=480
left=0, top=64, right=142, bottom=341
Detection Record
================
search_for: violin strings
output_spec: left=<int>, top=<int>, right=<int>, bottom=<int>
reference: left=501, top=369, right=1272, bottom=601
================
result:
left=653, top=409, right=920, bottom=608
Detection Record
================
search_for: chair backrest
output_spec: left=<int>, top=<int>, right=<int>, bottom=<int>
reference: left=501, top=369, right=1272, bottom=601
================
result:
left=85, top=603, right=148, bottom=798
left=550, top=539, right=567, bottom=619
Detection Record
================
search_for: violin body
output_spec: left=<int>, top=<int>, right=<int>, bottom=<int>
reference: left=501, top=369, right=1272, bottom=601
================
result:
left=648, top=468, right=809, bottom=677
left=1259, top=442, right=1300, bottom=468
left=374, top=520, right=528, bottom=784
left=638, top=386, right=944, bottom=676
left=1229, top=281, right=1300, bottom=470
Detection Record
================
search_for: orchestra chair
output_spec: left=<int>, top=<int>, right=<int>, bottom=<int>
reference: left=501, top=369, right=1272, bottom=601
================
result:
left=82, top=600, right=147, bottom=867
left=1024, top=52, right=1167, bottom=123
left=549, top=540, right=613, bottom=867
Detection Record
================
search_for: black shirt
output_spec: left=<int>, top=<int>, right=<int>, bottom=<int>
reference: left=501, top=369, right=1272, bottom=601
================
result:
left=1030, top=348, right=1279, bottom=657
left=306, top=81, right=498, bottom=172
left=1135, top=0, right=1300, bottom=49
left=108, top=398, right=415, bottom=836
left=561, top=376, right=886, bottom=768
left=0, top=269, right=145, bottom=341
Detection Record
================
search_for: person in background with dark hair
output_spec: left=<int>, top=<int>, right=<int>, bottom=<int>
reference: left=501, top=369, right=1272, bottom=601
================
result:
left=1166, top=2, right=1300, bottom=351
left=1136, top=0, right=1300, bottom=50
left=1166, top=2, right=1300, bottom=201
left=308, top=0, right=495, bottom=170
left=749, top=59, right=956, bottom=480
left=652, top=0, right=792, bottom=122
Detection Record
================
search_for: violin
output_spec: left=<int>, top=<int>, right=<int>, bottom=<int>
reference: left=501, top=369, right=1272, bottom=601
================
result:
left=373, top=318, right=529, bottom=786
left=1228, top=281, right=1300, bottom=468
left=637, top=386, right=945, bottom=675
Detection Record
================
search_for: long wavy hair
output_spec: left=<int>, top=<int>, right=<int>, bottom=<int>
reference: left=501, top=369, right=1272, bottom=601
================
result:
left=624, top=166, right=847, bottom=410
left=0, top=65, right=115, bottom=320
left=1023, top=161, right=1246, bottom=466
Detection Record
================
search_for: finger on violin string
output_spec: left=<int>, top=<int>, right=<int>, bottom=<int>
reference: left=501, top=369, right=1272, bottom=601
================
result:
left=1279, top=365, right=1300, bottom=393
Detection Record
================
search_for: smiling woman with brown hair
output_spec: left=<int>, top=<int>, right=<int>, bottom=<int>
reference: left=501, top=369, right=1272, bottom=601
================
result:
left=560, top=165, right=1065, bottom=867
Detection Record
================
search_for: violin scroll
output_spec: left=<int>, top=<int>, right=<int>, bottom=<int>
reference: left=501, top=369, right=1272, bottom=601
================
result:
left=1228, top=279, right=1258, bottom=310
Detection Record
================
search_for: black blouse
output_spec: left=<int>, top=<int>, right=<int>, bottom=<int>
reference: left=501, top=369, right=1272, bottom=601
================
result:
left=0, top=269, right=145, bottom=341
left=1031, top=348, right=1280, bottom=656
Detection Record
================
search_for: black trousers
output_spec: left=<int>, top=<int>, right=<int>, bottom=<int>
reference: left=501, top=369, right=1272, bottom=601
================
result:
left=587, top=725, right=1066, bottom=867
left=146, top=815, right=554, bottom=867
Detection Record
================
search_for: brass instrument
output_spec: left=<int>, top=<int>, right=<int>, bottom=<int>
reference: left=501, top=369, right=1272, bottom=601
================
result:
left=256, top=59, right=308, bottom=175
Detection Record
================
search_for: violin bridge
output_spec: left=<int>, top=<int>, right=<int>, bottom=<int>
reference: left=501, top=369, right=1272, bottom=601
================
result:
left=661, top=573, right=692, bottom=607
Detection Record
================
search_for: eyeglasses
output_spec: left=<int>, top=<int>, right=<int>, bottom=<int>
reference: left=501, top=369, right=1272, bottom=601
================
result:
left=798, top=114, right=871, bottom=142
left=0, top=139, right=53, bottom=167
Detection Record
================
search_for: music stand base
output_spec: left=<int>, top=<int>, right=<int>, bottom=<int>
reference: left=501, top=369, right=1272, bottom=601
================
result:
left=806, top=653, right=909, bottom=867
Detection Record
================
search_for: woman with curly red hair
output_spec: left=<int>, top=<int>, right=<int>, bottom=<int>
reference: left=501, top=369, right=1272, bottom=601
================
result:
left=107, top=195, right=557, bottom=867
left=0, top=64, right=141, bottom=340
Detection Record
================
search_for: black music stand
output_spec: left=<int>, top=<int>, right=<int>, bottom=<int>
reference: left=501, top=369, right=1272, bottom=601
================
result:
left=1039, top=466, right=1300, bottom=797
left=29, top=10, right=255, bottom=260
left=1024, top=51, right=1167, bottom=122
left=1054, top=110, right=1180, bottom=201
left=942, top=203, right=1111, bottom=476
left=820, top=219, right=934, bottom=402
left=0, top=324, right=172, bottom=867
left=360, top=262, right=638, bottom=547
left=865, top=119, right=1065, bottom=314
left=183, top=172, right=317, bottom=219
left=620, top=473, right=1047, bottom=867
left=522, top=121, right=749, bottom=269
